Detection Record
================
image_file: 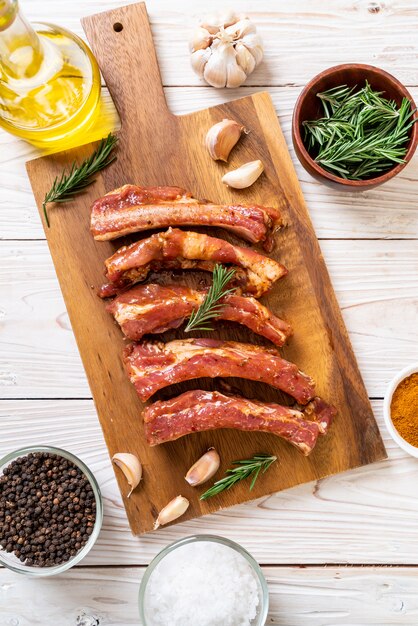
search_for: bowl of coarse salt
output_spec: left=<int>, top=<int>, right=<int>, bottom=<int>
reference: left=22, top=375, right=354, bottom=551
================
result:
left=138, top=535, right=269, bottom=626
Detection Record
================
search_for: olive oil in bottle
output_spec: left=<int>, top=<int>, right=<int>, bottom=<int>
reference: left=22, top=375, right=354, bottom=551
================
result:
left=0, top=0, right=101, bottom=147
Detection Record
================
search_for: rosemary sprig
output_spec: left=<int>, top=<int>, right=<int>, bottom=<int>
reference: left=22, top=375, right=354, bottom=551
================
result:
left=42, top=132, right=118, bottom=227
left=303, top=82, right=417, bottom=180
left=200, top=453, right=277, bottom=501
left=184, top=263, right=236, bottom=333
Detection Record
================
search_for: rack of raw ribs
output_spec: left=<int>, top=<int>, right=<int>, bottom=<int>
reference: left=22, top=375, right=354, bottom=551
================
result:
left=90, top=184, right=337, bottom=456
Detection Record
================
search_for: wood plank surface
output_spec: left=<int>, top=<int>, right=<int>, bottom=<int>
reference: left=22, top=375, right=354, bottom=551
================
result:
left=2, top=401, right=417, bottom=566
left=1, top=240, right=416, bottom=399
left=2, top=86, right=418, bottom=241
left=25, top=2, right=385, bottom=534
left=1, top=0, right=418, bottom=621
left=2, top=565, right=418, bottom=625
left=21, top=0, right=418, bottom=87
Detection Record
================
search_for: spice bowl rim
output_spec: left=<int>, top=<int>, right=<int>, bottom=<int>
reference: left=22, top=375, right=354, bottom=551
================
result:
left=383, top=363, right=418, bottom=458
left=0, top=445, right=103, bottom=577
left=138, top=534, right=269, bottom=626
left=292, top=63, right=418, bottom=189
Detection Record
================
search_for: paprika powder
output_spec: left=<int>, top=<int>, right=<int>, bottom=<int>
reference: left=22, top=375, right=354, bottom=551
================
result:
left=390, top=372, right=418, bottom=447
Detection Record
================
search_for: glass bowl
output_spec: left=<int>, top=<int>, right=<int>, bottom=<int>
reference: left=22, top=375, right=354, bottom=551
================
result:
left=0, top=445, right=103, bottom=576
left=138, top=535, right=269, bottom=626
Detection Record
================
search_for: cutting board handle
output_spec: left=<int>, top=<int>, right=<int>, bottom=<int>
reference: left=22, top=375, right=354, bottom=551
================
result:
left=82, top=2, right=170, bottom=133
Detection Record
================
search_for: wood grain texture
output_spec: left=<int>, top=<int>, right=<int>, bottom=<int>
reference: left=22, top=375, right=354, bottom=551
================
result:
left=1, top=399, right=417, bottom=565
left=1, top=240, right=417, bottom=399
left=21, top=0, right=418, bottom=87
left=24, top=3, right=386, bottom=534
left=2, top=86, right=418, bottom=241
left=2, top=565, right=418, bottom=625
left=0, top=1, right=418, bottom=618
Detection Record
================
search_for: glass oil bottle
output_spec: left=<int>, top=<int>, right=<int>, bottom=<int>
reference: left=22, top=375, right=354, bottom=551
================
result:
left=0, top=0, right=102, bottom=148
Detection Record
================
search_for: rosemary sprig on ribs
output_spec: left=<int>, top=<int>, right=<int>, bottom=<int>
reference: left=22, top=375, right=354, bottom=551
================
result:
left=200, top=453, right=277, bottom=500
left=184, top=263, right=236, bottom=333
left=42, top=132, right=118, bottom=227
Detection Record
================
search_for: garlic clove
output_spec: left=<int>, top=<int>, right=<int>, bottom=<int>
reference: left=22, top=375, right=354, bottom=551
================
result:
left=191, top=47, right=212, bottom=78
left=235, top=42, right=256, bottom=75
left=206, top=42, right=247, bottom=89
left=201, top=11, right=238, bottom=34
left=222, top=160, right=264, bottom=189
left=222, top=10, right=240, bottom=28
left=112, top=453, right=142, bottom=498
left=241, top=33, right=264, bottom=67
left=154, top=495, right=190, bottom=530
left=225, top=18, right=255, bottom=39
left=205, top=119, right=244, bottom=162
left=185, top=448, right=221, bottom=486
left=189, top=27, right=212, bottom=53
left=203, top=40, right=229, bottom=88
left=226, top=57, right=247, bottom=88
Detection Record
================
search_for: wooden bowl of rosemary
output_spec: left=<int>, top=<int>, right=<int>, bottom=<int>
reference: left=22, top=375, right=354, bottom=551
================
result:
left=292, top=63, right=418, bottom=189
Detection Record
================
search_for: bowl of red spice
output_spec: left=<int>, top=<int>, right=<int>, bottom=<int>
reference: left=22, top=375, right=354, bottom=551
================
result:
left=0, top=446, right=103, bottom=576
left=383, top=364, right=418, bottom=457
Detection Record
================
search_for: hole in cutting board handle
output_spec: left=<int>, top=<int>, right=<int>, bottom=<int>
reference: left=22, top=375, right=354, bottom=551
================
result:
left=113, top=22, right=123, bottom=32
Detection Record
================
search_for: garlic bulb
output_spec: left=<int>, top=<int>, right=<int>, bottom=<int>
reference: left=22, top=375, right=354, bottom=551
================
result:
left=190, top=13, right=263, bottom=88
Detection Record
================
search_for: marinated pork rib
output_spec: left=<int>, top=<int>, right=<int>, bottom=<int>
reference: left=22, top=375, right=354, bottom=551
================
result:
left=100, top=228, right=287, bottom=299
left=90, top=184, right=283, bottom=250
left=144, top=390, right=336, bottom=455
left=123, top=338, right=315, bottom=403
left=107, top=283, right=293, bottom=346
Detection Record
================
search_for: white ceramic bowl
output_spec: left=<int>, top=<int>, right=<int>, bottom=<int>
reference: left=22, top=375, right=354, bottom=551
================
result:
left=383, top=363, right=418, bottom=457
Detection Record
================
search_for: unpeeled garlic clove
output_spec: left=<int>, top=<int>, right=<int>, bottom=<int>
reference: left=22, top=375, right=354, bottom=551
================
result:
left=225, top=18, right=255, bottom=39
left=185, top=448, right=221, bottom=486
left=201, top=11, right=238, bottom=34
left=241, top=33, right=264, bottom=67
left=222, top=160, right=264, bottom=189
left=191, top=47, right=212, bottom=77
left=224, top=45, right=248, bottom=89
left=205, top=119, right=245, bottom=161
left=112, top=453, right=142, bottom=498
left=154, top=495, right=190, bottom=530
left=202, top=40, right=229, bottom=88
left=189, top=26, right=212, bottom=53
left=235, top=42, right=256, bottom=75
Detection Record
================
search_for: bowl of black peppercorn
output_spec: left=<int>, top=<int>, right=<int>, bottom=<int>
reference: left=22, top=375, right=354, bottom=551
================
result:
left=0, top=446, right=103, bottom=576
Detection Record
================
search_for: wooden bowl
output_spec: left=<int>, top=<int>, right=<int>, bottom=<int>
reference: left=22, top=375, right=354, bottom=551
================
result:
left=292, top=63, right=418, bottom=189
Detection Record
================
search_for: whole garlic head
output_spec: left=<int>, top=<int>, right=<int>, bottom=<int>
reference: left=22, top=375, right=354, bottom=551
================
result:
left=190, top=13, right=263, bottom=88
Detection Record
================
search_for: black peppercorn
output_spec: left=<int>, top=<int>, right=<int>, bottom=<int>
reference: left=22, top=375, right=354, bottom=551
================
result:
left=0, top=452, right=97, bottom=568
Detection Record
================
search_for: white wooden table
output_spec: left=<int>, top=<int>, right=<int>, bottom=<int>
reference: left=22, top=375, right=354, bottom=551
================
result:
left=1, top=1, right=418, bottom=623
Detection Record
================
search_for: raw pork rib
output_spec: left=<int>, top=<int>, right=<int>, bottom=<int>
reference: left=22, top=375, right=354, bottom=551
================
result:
left=144, top=390, right=336, bottom=455
left=107, top=283, right=293, bottom=346
left=90, top=184, right=283, bottom=250
left=100, top=228, right=287, bottom=298
left=123, top=338, right=315, bottom=403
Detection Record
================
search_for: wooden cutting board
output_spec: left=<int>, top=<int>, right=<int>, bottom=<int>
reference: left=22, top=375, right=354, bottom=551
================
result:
left=26, top=2, right=386, bottom=535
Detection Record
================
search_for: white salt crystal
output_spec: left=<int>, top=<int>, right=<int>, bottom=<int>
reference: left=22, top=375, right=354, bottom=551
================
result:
left=144, top=541, right=260, bottom=626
